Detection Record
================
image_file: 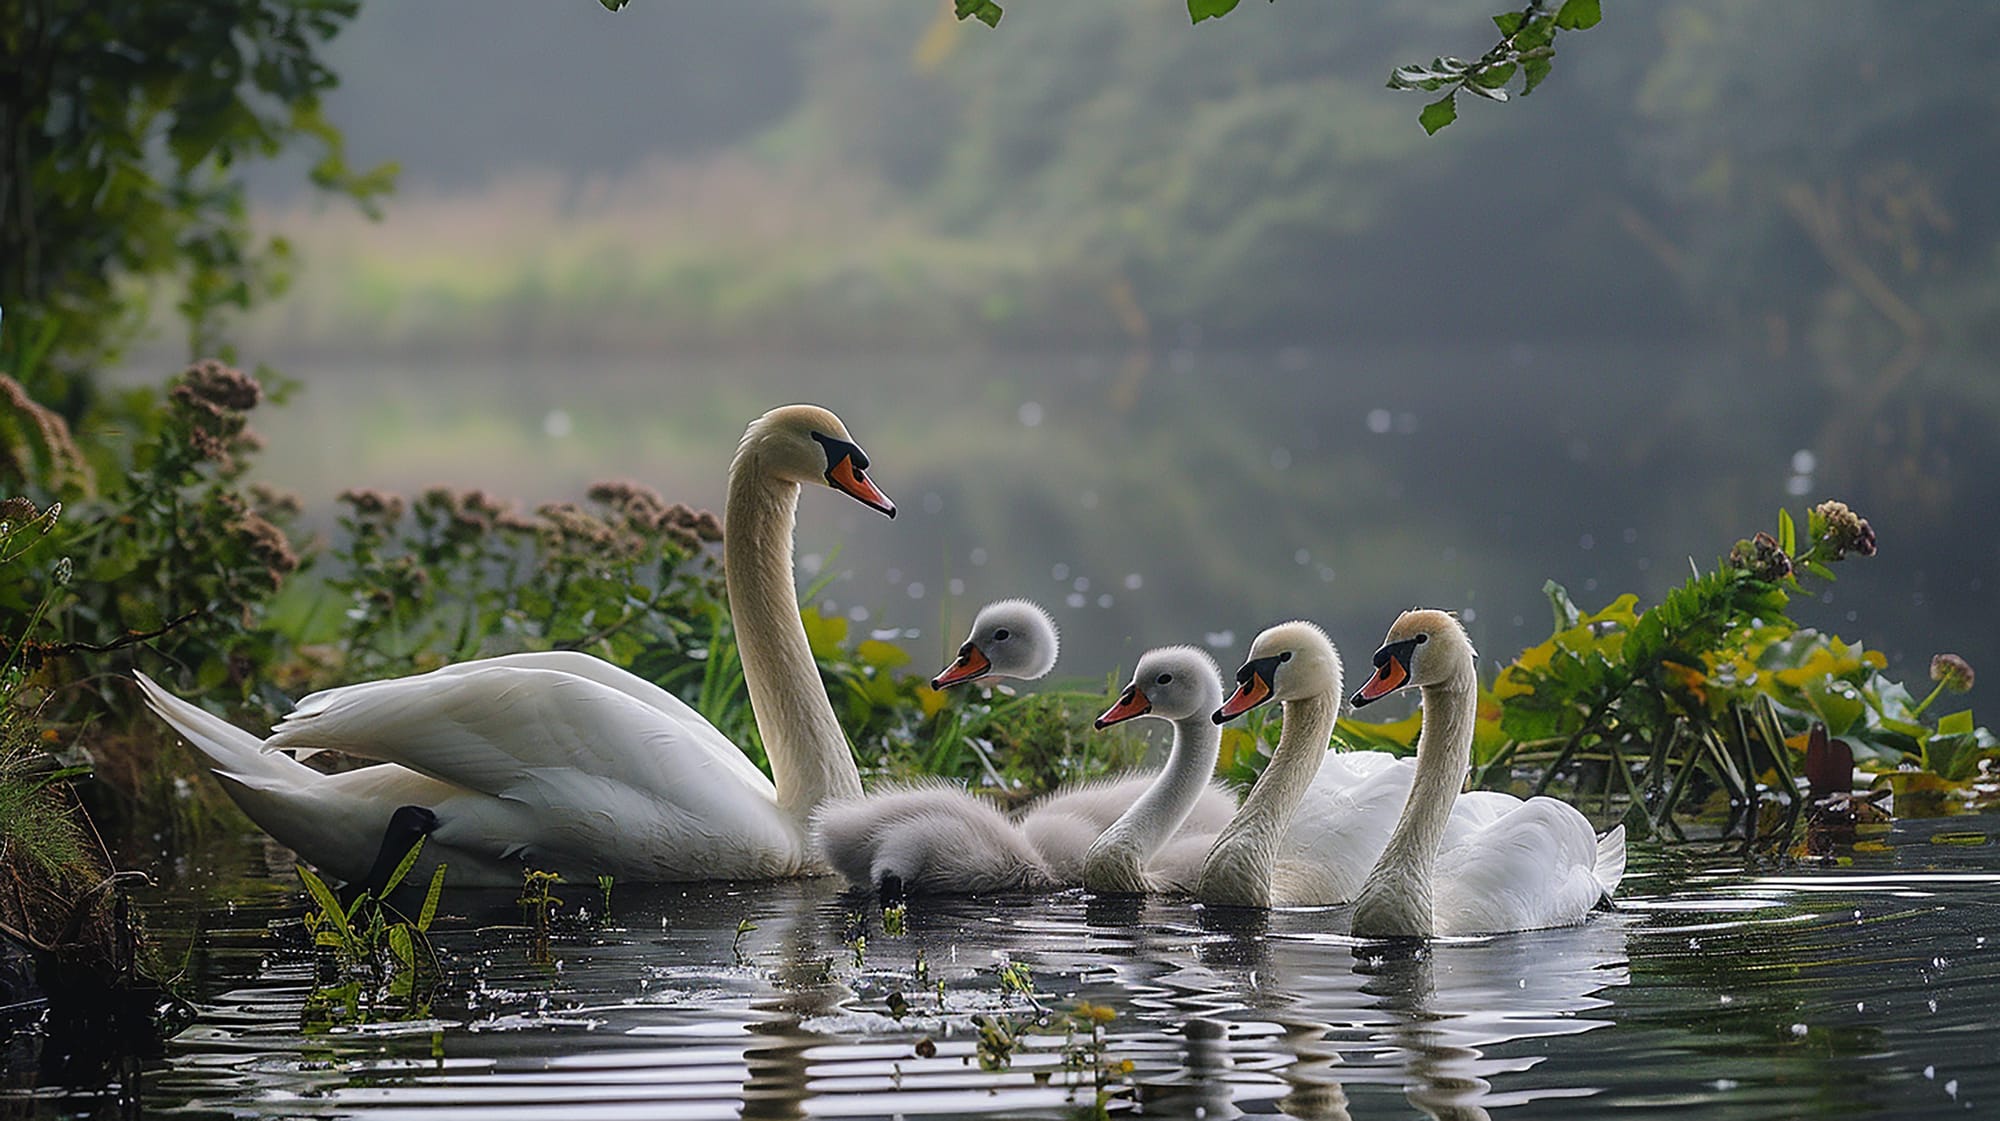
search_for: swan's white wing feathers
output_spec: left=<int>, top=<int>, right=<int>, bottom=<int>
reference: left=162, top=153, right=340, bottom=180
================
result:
left=1434, top=796, right=1607, bottom=934
left=271, top=665, right=775, bottom=803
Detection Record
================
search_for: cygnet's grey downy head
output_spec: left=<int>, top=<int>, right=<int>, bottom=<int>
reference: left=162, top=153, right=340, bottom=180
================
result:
left=1350, top=608, right=1474, bottom=707
left=1213, top=620, right=1343, bottom=724
left=1094, top=646, right=1224, bottom=729
left=931, top=598, right=1059, bottom=689
left=735, top=404, right=896, bottom=517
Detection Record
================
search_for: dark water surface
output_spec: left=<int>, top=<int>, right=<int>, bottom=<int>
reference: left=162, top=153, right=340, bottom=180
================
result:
left=23, top=814, right=1995, bottom=1119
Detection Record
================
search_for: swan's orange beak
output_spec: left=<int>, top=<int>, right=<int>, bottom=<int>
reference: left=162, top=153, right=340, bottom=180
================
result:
left=828, top=455, right=896, bottom=518
left=931, top=644, right=992, bottom=689
left=1095, top=686, right=1151, bottom=729
left=1214, top=672, right=1272, bottom=721
left=1352, top=656, right=1408, bottom=706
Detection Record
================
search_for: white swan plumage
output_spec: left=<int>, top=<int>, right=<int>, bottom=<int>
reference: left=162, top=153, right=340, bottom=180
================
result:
left=812, top=601, right=1234, bottom=895
left=1345, top=609, right=1626, bottom=937
left=1081, top=645, right=1229, bottom=894
left=138, top=404, right=896, bottom=886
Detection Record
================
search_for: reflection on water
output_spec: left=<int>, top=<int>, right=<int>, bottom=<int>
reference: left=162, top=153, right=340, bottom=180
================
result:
left=8, top=816, right=1965, bottom=1118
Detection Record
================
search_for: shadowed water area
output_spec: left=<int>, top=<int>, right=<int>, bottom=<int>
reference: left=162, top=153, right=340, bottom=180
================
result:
left=18, top=814, right=1983, bottom=1119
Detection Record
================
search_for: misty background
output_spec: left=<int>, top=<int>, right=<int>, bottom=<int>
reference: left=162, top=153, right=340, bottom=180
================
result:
left=153, top=0, right=1996, bottom=692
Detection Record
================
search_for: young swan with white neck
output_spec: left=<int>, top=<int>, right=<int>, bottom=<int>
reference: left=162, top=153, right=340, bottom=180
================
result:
left=1347, top=609, right=1625, bottom=937
left=1084, top=647, right=1227, bottom=894
left=138, top=404, right=896, bottom=886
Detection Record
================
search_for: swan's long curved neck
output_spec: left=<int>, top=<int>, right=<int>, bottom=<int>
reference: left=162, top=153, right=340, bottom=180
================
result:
left=1196, top=693, right=1335, bottom=905
left=1092, top=716, right=1220, bottom=866
left=1352, top=670, right=1478, bottom=936
left=725, top=451, right=863, bottom=822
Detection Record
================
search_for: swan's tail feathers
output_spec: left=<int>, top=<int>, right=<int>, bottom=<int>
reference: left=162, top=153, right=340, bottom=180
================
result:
left=134, top=672, right=313, bottom=796
left=1593, top=824, right=1628, bottom=896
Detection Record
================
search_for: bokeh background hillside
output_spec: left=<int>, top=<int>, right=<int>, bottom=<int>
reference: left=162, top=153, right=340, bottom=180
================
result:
left=144, top=0, right=1998, bottom=685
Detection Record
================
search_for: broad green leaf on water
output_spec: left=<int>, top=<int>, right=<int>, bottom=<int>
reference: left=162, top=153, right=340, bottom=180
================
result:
left=1939, top=709, right=1974, bottom=736
left=1188, top=0, right=1242, bottom=23
left=382, top=836, right=425, bottom=895
left=1803, top=678, right=1865, bottom=737
left=954, top=0, right=1003, bottom=28
left=856, top=639, right=911, bottom=671
left=800, top=606, right=849, bottom=660
left=1777, top=507, right=1797, bottom=556
left=1554, top=0, right=1602, bottom=31
left=1492, top=11, right=1526, bottom=36
left=1419, top=94, right=1459, bottom=135
left=418, top=863, right=447, bottom=932
left=1931, top=832, right=1989, bottom=846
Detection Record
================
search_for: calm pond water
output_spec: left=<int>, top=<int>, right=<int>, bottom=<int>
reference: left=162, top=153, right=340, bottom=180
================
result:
left=24, top=813, right=1995, bottom=1119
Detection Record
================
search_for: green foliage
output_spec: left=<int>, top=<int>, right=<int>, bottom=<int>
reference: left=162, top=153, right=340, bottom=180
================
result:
left=6, top=361, right=306, bottom=719
left=953, top=0, right=1003, bottom=29
left=1347, top=499, right=1996, bottom=842
left=0, top=0, right=393, bottom=385
left=518, top=868, right=563, bottom=966
left=297, top=845, right=448, bottom=1028
left=1387, top=1, right=1604, bottom=133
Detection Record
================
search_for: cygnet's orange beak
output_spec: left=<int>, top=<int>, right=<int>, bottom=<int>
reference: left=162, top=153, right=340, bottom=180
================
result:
left=828, top=455, right=896, bottom=518
left=931, top=643, right=992, bottom=689
left=1214, top=672, right=1272, bottom=722
left=1095, top=686, right=1151, bottom=729
left=1352, top=655, right=1409, bottom=706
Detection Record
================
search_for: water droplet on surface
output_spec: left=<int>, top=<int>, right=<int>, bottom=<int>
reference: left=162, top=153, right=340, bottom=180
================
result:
left=970, top=547, right=988, bottom=566
left=1066, top=593, right=1086, bottom=608
left=1792, top=449, right=1817, bottom=475
left=1366, top=409, right=1392, bottom=434
left=1204, top=630, right=1235, bottom=649
left=1787, top=474, right=1813, bottom=496
left=1124, top=573, right=1143, bottom=590
left=1580, top=534, right=1596, bottom=551
left=1018, top=401, right=1044, bottom=428
left=1790, top=1023, right=1808, bottom=1037
left=847, top=606, right=870, bottom=622
left=907, top=582, right=925, bottom=599
left=1052, top=563, right=1070, bottom=581
left=1098, top=594, right=1113, bottom=608
left=948, top=578, right=965, bottom=596
left=922, top=492, right=944, bottom=515
left=542, top=409, right=573, bottom=438
left=1073, top=576, right=1090, bottom=592
left=1294, top=548, right=1310, bottom=565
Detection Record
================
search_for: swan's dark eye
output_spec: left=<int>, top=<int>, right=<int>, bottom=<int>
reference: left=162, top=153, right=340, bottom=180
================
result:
left=1414, top=633, right=1429, bottom=644
left=993, top=628, right=1011, bottom=642
left=1279, top=651, right=1293, bottom=663
left=1156, top=673, right=1173, bottom=685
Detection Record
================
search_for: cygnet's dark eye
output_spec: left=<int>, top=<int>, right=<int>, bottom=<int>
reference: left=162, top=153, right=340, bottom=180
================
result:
left=1414, top=633, right=1429, bottom=644
left=993, top=628, right=1011, bottom=642
left=1279, top=651, right=1293, bottom=663
left=1156, top=673, right=1173, bottom=685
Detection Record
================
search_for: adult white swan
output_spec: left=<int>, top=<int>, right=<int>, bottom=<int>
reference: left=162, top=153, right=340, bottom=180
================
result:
left=1193, top=620, right=1436, bottom=907
left=137, top=404, right=897, bottom=886
left=1344, top=609, right=1625, bottom=936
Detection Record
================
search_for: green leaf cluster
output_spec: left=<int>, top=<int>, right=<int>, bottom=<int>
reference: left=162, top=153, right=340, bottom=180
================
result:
left=297, top=841, right=447, bottom=1027
left=1386, top=1, right=1602, bottom=133
left=0, top=0, right=394, bottom=389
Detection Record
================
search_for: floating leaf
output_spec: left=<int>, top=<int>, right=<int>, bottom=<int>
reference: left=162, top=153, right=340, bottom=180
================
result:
left=1931, top=831, right=1988, bottom=846
left=1187, top=0, right=1242, bottom=23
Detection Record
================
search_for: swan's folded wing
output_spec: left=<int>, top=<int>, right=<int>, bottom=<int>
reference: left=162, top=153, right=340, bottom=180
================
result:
left=1434, top=796, right=1605, bottom=934
left=268, top=665, right=778, bottom=807
left=287, top=653, right=771, bottom=796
